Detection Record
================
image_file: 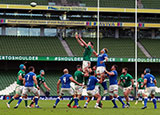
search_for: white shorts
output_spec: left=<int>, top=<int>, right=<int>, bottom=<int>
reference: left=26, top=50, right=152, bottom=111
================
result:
left=87, top=86, right=99, bottom=97
left=109, top=85, right=118, bottom=96
left=144, top=87, right=156, bottom=97
left=15, top=85, right=24, bottom=95
left=22, top=87, right=39, bottom=96
left=60, top=88, right=74, bottom=96
left=82, top=61, right=91, bottom=71
left=123, top=85, right=132, bottom=93
left=74, top=85, right=83, bottom=95
left=137, top=89, right=145, bottom=95
left=96, top=66, right=105, bottom=78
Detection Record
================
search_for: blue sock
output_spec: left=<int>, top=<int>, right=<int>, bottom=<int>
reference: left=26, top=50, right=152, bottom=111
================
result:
left=16, top=97, right=22, bottom=106
left=152, top=98, right=157, bottom=109
left=118, top=96, right=125, bottom=105
left=74, top=98, right=78, bottom=106
left=102, top=80, right=107, bottom=90
left=144, top=98, right=148, bottom=107
left=55, top=97, right=60, bottom=106
left=112, top=98, right=117, bottom=107
left=34, top=97, right=39, bottom=106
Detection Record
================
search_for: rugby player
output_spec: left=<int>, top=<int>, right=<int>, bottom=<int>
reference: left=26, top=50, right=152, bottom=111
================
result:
left=141, top=68, right=157, bottom=109
left=118, top=67, right=134, bottom=107
left=53, top=69, right=83, bottom=108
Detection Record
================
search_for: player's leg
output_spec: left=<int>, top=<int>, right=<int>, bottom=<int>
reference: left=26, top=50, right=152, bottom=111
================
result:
left=53, top=88, right=64, bottom=108
left=84, top=96, right=92, bottom=108
left=113, top=85, right=125, bottom=108
left=101, top=74, right=107, bottom=95
left=135, top=91, right=140, bottom=105
left=109, top=85, right=118, bottom=108
left=32, top=87, right=40, bottom=108
left=124, top=88, right=131, bottom=107
left=30, top=89, right=40, bottom=107
left=141, top=88, right=150, bottom=109
left=151, top=88, right=157, bottom=109
left=7, top=94, right=20, bottom=108
left=94, top=93, right=101, bottom=109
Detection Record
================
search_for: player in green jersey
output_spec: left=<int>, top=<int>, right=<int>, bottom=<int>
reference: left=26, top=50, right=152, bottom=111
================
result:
left=67, top=65, right=87, bottom=108
left=75, top=34, right=97, bottom=77
left=6, top=64, right=27, bottom=108
left=118, top=67, right=134, bottom=107
left=29, top=70, right=50, bottom=107
left=135, top=73, right=145, bottom=105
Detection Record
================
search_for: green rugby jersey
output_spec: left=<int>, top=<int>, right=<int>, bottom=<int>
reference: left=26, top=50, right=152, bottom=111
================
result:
left=35, top=74, right=46, bottom=88
left=83, top=46, right=93, bottom=61
left=120, top=73, right=133, bottom=87
left=74, top=70, right=84, bottom=84
left=17, top=70, right=25, bottom=86
left=137, top=78, right=145, bottom=89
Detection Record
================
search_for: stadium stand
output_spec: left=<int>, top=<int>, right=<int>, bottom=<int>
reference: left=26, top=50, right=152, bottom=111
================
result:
left=141, top=0, right=160, bottom=9
left=140, top=39, right=160, bottom=58
left=66, top=37, right=145, bottom=58
left=0, top=36, right=67, bottom=56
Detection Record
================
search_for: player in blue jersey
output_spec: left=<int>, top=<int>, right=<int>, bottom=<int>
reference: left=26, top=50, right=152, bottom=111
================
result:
left=105, top=65, right=125, bottom=108
left=96, top=48, right=108, bottom=95
left=14, top=66, right=40, bottom=109
left=141, top=68, right=157, bottom=109
left=53, top=69, right=83, bottom=108
left=84, top=71, right=103, bottom=109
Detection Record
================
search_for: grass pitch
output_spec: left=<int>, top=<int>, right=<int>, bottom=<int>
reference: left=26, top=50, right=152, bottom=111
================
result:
left=0, top=100, right=160, bottom=115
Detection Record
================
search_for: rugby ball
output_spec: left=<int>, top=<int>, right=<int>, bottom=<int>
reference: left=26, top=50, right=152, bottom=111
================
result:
left=30, top=2, right=37, bottom=7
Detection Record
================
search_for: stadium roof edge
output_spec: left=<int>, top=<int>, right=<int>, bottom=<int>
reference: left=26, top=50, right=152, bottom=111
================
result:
left=0, top=4, right=160, bottom=14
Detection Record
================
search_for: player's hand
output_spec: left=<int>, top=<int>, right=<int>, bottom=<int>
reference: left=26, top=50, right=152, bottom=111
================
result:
left=37, top=86, right=40, bottom=90
left=79, top=34, right=82, bottom=39
left=75, top=34, right=78, bottom=39
left=100, top=61, right=103, bottom=64
left=47, top=88, right=51, bottom=91
left=79, top=83, right=83, bottom=86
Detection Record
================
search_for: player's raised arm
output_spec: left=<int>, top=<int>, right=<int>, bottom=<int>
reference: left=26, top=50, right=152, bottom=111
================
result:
left=93, top=50, right=98, bottom=57
left=78, top=34, right=88, bottom=48
left=142, top=79, right=147, bottom=87
left=75, top=34, right=84, bottom=47
left=70, top=77, right=83, bottom=86
left=118, top=79, right=122, bottom=85
left=105, top=69, right=115, bottom=76
left=57, top=79, right=61, bottom=95
left=33, top=75, right=39, bottom=90
left=43, top=82, right=51, bottom=91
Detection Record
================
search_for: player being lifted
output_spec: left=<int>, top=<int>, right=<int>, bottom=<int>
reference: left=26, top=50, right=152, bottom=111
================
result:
left=118, top=67, right=134, bottom=107
left=75, top=34, right=97, bottom=83
left=14, top=66, right=40, bottom=109
left=67, top=65, right=87, bottom=108
left=141, top=68, right=157, bottom=109
left=96, top=48, right=108, bottom=95
left=84, top=70, right=103, bottom=109
left=135, top=73, right=145, bottom=105
left=53, top=69, right=83, bottom=108
left=29, top=70, right=50, bottom=107
left=105, top=65, right=125, bottom=108
left=6, top=64, right=27, bottom=108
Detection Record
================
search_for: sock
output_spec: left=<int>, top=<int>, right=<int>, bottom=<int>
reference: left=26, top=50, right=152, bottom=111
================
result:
left=99, top=101, right=102, bottom=106
left=69, top=98, right=74, bottom=105
left=24, top=99, right=28, bottom=107
left=152, top=98, right=157, bottom=109
left=30, top=101, right=35, bottom=106
left=96, top=103, right=99, bottom=106
left=136, top=97, right=138, bottom=101
left=34, top=97, right=39, bottom=106
left=84, top=102, right=88, bottom=106
left=16, top=97, right=23, bottom=106
left=102, top=80, right=107, bottom=90
left=142, top=98, right=144, bottom=101
left=112, top=98, right=117, bottom=107
left=8, top=97, right=14, bottom=104
left=144, top=98, right=148, bottom=107
left=74, top=98, right=78, bottom=106
left=118, top=96, right=125, bottom=105
left=54, top=97, right=60, bottom=106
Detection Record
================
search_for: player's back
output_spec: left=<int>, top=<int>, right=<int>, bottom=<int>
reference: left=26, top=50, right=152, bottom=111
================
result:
left=24, top=72, right=36, bottom=87
left=87, top=76, right=98, bottom=90
left=108, top=70, right=118, bottom=85
left=60, top=74, right=72, bottom=88
left=144, top=73, right=156, bottom=87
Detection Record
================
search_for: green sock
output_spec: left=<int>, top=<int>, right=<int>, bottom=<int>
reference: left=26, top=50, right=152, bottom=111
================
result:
left=142, top=98, right=144, bottom=101
left=69, top=98, right=74, bottom=105
left=99, top=101, right=102, bottom=105
left=24, top=100, right=28, bottom=107
left=8, top=97, right=14, bottom=104
left=136, top=98, right=138, bottom=101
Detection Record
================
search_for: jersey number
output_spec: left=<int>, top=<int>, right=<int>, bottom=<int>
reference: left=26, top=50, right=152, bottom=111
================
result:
left=87, top=79, right=91, bottom=86
left=27, top=75, right=30, bottom=81
left=63, top=77, right=66, bottom=83
left=150, top=77, right=153, bottom=83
